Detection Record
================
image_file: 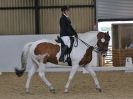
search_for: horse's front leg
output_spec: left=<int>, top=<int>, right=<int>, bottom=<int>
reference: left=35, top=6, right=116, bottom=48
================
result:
left=64, top=65, right=79, bottom=93
left=84, top=66, right=102, bottom=92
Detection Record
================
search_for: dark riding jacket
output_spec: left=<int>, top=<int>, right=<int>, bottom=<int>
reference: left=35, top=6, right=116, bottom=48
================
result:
left=60, top=14, right=77, bottom=37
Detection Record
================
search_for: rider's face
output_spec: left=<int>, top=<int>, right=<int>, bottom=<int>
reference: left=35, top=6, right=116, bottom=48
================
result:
left=64, top=10, right=70, bottom=16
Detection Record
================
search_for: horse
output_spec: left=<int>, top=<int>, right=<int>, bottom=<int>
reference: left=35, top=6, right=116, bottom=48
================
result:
left=15, top=31, right=110, bottom=93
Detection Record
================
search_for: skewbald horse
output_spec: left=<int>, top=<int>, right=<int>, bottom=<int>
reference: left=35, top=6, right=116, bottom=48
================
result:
left=15, top=31, right=110, bottom=93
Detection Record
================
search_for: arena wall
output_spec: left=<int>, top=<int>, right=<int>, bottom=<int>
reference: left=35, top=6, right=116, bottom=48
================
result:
left=0, top=32, right=98, bottom=72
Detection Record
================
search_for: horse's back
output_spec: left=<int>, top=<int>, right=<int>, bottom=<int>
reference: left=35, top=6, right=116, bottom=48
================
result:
left=31, top=39, right=59, bottom=51
left=30, top=39, right=61, bottom=64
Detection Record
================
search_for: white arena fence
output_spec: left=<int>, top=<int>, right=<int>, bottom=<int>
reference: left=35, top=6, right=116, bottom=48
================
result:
left=0, top=31, right=133, bottom=74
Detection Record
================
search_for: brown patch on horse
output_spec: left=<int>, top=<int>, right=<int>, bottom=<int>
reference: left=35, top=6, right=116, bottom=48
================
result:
left=79, top=46, right=94, bottom=67
left=34, top=42, right=60, bottom=64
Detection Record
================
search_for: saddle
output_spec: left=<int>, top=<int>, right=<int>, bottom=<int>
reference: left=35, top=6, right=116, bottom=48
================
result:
left=55, top=36, right=74, bottom=66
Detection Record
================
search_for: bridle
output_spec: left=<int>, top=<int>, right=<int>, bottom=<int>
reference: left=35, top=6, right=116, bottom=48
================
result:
left=74, top=37, right=99, bottom=53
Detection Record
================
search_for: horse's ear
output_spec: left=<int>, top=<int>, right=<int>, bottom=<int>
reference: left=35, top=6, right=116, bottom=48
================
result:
left=97, top=32, right=102, bottom=39
left=106, top=31, right=109, bottom=34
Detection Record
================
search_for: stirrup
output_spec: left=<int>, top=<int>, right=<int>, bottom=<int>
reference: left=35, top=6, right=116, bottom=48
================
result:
left=65, top=57, right=72, bottom=66
left=59, top=58, right=65, bottom=62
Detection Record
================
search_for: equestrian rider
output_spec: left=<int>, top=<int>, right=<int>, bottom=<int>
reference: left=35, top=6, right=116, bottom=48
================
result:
left=59, top=5, right=78, bottom=62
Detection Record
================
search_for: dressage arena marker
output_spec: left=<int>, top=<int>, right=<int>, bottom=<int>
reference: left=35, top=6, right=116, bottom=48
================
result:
left=125, top=57, right=133, bottom=72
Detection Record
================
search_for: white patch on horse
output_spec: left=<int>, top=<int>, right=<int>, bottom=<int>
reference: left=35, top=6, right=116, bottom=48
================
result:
left=36, top=53, right=49, bottom=62
left=101, top=38, right=105, bottom=43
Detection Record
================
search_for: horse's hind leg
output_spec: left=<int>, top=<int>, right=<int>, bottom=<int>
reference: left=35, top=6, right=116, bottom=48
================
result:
left=25, top=62, right=37, bottom=93
left=64, top=65, right=79, bottom=93
left=38, top=63, right=55, bottom=93
left=84, top=66, right=102, bottom=92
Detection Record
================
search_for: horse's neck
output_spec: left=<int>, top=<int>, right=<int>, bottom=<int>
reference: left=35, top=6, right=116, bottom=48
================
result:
left=71, top=39, right=88, bottom=62
left=79, top=33, right=97, bottom=47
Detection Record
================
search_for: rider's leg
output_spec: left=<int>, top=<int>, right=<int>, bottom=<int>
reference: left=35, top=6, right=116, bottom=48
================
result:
left=59, top=36, right=70, bottom=62
left=68, top=37, right=74, bottom=54
left=59, top=45, right=68, bottom=62
left=61, top=36, right=71, bottom=48
left=65, top=37, right=74, bottom=66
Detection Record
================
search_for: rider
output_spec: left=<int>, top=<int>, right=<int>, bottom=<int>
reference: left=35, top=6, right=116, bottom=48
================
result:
left=59, top=5, right=78, bottom=62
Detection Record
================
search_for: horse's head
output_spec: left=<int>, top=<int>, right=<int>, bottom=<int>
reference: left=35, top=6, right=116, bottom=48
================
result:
left=96, top=31, right=110, bottom=56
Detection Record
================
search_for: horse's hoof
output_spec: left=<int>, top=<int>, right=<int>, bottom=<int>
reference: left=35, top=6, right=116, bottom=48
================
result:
left=64, top=89, right=69, bottom=93
left=25, top=91, right=30, bottom=94
left=25, top=88, right=30, bottom=94
left=49, top=89, right=56, bottom=93
left=96, top=88, right=102, bottom=92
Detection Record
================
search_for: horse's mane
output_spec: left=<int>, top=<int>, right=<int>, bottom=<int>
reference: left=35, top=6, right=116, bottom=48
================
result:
left=78, top=31, right=98, bottom=46
left=79, top=31, right=98, bottom=38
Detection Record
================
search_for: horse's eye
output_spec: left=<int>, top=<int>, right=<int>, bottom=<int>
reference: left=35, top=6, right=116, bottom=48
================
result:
left=101, top=38, right=105, bottom=42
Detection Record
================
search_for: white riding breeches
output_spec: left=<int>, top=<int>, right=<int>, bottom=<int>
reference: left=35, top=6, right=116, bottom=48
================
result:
left=61, top=36, right=71, bottom=48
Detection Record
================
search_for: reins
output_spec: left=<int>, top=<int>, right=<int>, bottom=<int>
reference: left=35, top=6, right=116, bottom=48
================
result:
left=78, top=37, right=91, bottom=48
left=74, top=37, right=99, bottom=53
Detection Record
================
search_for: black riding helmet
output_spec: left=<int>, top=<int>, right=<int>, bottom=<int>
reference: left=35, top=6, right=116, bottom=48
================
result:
left=61, top=5, right=70, bottom=12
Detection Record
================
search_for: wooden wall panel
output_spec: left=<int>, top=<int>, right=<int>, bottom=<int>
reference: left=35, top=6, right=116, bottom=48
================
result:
left=0, top=10, right=35, bottom=35
left=40, top=0, right=95, bottom=34
left=0, top=0, right=35, bottom=35
left=0, top=0, right=34, bottom=7
left=0, top=0, right=95, bottom=35
left=40, top=0, right=92, bottom=6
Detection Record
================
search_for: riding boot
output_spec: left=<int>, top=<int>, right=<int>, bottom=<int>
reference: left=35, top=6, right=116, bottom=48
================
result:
left=59, top=45, right=68, bottom=62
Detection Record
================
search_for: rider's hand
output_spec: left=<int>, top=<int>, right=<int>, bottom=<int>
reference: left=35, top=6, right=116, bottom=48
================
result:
left=75, top=34, right=78, bottom=38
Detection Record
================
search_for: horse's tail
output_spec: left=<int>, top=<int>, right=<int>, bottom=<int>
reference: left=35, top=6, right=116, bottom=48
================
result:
left=15, top=42, right=32, bottom=77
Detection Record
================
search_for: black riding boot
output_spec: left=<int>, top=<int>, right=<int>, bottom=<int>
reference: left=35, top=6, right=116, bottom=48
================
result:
left=59, top=45, right=68, bottom=62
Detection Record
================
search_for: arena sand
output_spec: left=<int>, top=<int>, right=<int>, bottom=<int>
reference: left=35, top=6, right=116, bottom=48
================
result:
left=0, top=72, right=133, bottom=99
